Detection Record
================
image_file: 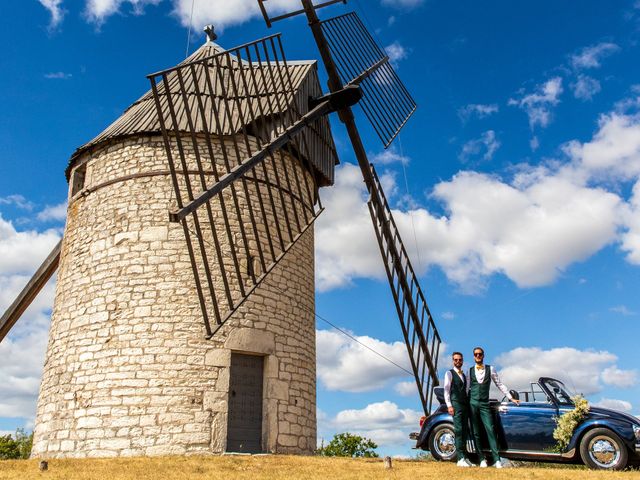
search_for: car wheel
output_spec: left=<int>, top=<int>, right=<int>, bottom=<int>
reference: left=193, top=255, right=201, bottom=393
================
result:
left=428, top=423, right=457, bottom=462
left=579, top=428, right=628, bottom=470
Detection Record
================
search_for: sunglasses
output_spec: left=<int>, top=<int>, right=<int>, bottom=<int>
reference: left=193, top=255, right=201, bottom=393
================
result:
left=473, top=352, right=484, bottom=357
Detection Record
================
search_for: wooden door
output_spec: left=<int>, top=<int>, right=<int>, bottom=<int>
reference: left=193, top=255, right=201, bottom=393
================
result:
left=226, top=353, right=264, bottom=453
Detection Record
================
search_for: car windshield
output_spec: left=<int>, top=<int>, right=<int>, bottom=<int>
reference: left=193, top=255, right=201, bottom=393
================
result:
left=544, top=379, right=574, bottom=405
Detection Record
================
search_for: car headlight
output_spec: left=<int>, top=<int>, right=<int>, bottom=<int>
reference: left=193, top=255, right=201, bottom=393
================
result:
left=634, top=424, right=640, bottom=442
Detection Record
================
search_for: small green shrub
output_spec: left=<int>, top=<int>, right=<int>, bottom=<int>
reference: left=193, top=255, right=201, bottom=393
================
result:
left=317, top=433, right=379, bottom=458
left=0, top=429, right=33, bottom=460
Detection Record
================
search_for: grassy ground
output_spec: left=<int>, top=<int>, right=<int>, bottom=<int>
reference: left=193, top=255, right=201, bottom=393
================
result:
left=0, top=455, right=638, bottom=480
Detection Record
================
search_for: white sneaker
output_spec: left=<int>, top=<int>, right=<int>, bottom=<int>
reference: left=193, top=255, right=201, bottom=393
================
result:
left=464, top=459, right=476, bottom=467
left=456, top=459, right=470, bottom=467
left=494, top=460, right=503, bottom=469
left=480, top=460, right=488, bottom=468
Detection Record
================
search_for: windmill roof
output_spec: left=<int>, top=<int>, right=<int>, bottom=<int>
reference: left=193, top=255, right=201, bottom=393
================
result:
left=66, top=41, right=338, bottom=186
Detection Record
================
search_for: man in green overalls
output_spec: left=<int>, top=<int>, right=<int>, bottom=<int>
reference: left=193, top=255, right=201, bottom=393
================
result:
left=469, top=346, right=519, bottom=468
left=443, top=352, right=472, bottom=467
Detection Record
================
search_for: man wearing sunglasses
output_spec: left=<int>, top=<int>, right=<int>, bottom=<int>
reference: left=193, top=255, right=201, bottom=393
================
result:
left=469, top=347, right=519, bottom=468
left=443, top=352, right=472, bottom=467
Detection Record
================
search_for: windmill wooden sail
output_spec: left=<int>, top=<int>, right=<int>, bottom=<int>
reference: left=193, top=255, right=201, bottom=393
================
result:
left=147, top=33, right=360, bottom=337
left=258, top=0, right=442, bottom=415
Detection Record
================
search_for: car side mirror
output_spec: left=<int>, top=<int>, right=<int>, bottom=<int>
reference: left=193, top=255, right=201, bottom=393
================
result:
left=509, top=390, right=519, bottom=401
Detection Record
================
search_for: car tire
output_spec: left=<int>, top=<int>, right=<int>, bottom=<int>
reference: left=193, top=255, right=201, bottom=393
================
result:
left=427, top=423, right=457, bottom=462
left=579, top=428, right=628, bottom=470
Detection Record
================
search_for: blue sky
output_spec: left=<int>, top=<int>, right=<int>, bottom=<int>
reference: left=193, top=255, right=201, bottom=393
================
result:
left=1, top=0, right=640, bottom=458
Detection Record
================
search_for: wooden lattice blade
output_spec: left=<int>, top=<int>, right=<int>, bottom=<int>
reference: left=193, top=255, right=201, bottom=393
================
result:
left=319, top=12, right=417, bottom=148
left=147, top=35, right=333, bottom=337
left=367, top=164, right=441, bottom=415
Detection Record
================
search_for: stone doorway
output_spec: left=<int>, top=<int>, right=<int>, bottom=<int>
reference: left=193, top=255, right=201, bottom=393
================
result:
left=226, top=353, right=264, bottom=453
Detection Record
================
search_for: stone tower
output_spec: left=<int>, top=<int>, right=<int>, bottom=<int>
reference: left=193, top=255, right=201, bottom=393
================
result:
left=31, top=37, right=337, bottom=458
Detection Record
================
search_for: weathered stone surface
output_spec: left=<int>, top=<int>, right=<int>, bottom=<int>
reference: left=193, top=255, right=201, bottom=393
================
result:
left=32, top=134, right=317, bottom=459
left=225, top=328, right=275, bottom=355
left=204, top=349, right=230, bottom=368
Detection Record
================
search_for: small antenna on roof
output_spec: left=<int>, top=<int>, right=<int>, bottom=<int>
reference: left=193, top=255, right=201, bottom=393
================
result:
left=204, top=25, right=218, bottom=43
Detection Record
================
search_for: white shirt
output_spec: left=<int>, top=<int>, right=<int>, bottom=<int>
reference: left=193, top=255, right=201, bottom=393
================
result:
left=443, top=368, right=469, bottom=408
left=472, top=364, right=513, bottom=401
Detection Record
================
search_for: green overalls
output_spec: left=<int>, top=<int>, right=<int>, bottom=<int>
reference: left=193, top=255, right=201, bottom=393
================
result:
left=469, top=365, right=500, bottom=463
left=449, top=369, right=470, bottom=461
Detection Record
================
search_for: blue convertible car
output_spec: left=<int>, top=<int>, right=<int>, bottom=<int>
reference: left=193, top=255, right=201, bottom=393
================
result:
left=411, top=377, right=640, bottom=470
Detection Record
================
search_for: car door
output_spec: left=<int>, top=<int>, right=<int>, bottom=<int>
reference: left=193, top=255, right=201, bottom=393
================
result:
left=496, top=401, right=558, bottom=451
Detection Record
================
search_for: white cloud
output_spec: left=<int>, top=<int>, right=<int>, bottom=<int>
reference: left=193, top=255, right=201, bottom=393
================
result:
left=530, top=136, right=540, bottom=151
left=38, top=0, right=65, bottom=29
left=571, top=42, right=620, bottom=70
left=333, top=401, right=421, bottom=430
left=321, top=401, right=423, bottom=448
left=370, top=148, right=410, bottom=166
left=0, top=215, right=61, bottom=275
left=317, top=94, right=640, bottom=292
left=459, top=130, right=500, bottom=163
left=315, top=164, right=385, bottom=291
left=380, top=0, right=424, bottom=9
left=495, top=347, right=637, bottom=395
left=509, top=77, right=563, bottom=129
left=0, top=305, right=52, bottom=418
left=601, top=365, right=639, bottom=388
left=0, top=195, right=34, bottom=211
left=434, top=172, right=620, bottom=288
left=563, top=112, right=640, bottom=182
left=84, top=0, right=162, bottom=25
left=609, top=305, right=637, bottom=316
left=621, top=180, right=640, bottom=264
left=172, top=0, right=299, bottom=30
left=441, top=311, right=455, bottom=320
left=458, top=103, right=499, bottom=122
left=0, top=213, right=59, bottom=421
left=316, top=163, right=622, bottom=292
left=394, top=381, right=416, bottom=396
left=37, top=202, right=68, bottom=222
left=384, top=42, right=408, bottom=66
left=593, top=398, right=633, bottom=412
left=572, top=75, right=601, bottom=101
left=316, top=329, right=411, bottom=392
left=44, top=72, right=72, bottom=80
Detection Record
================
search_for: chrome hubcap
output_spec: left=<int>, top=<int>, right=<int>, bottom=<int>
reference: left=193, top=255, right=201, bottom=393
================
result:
left=588, top=436, right=620, bottom=468
left=435, top=428, right=456, bottom=458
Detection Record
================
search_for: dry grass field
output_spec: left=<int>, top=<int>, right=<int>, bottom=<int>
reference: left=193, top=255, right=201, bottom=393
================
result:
left=0, top=455, right=638, bottom=480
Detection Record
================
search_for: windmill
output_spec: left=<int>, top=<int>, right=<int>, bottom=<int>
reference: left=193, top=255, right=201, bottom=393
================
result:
left=1, top=0, right=442, bottom=458
left=147, top=0, right=442, bottom=416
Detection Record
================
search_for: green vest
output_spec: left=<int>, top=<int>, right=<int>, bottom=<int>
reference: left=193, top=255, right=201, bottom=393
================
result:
left=449, top=369, right=468, bottom=406
left=469, top=365, right=491, bottom=403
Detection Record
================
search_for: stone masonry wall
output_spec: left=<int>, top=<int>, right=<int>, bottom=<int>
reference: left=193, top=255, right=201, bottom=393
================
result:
left=31, top=134, right=316, bottom=458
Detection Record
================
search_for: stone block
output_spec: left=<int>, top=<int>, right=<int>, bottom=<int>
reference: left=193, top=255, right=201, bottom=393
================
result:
left=266, top=379, right=289, bottom=401
left=114, top=232, right=138, bottom=245
left=133, top=306, right=151, bottom=317
left=210, top=412, right=227, bottom=452
left=204, top=349, right=229, bottom=367
left=77, top=417, right=102, bottom=429
left=224, top=328, right=275, bottom=354
left=140, top=226, right=168, bottom=242
left=278, top=434, right=298, bottom=447
left=203, top=391, right=227, bottom=413
left=100, top=438, right=131, bottom=450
